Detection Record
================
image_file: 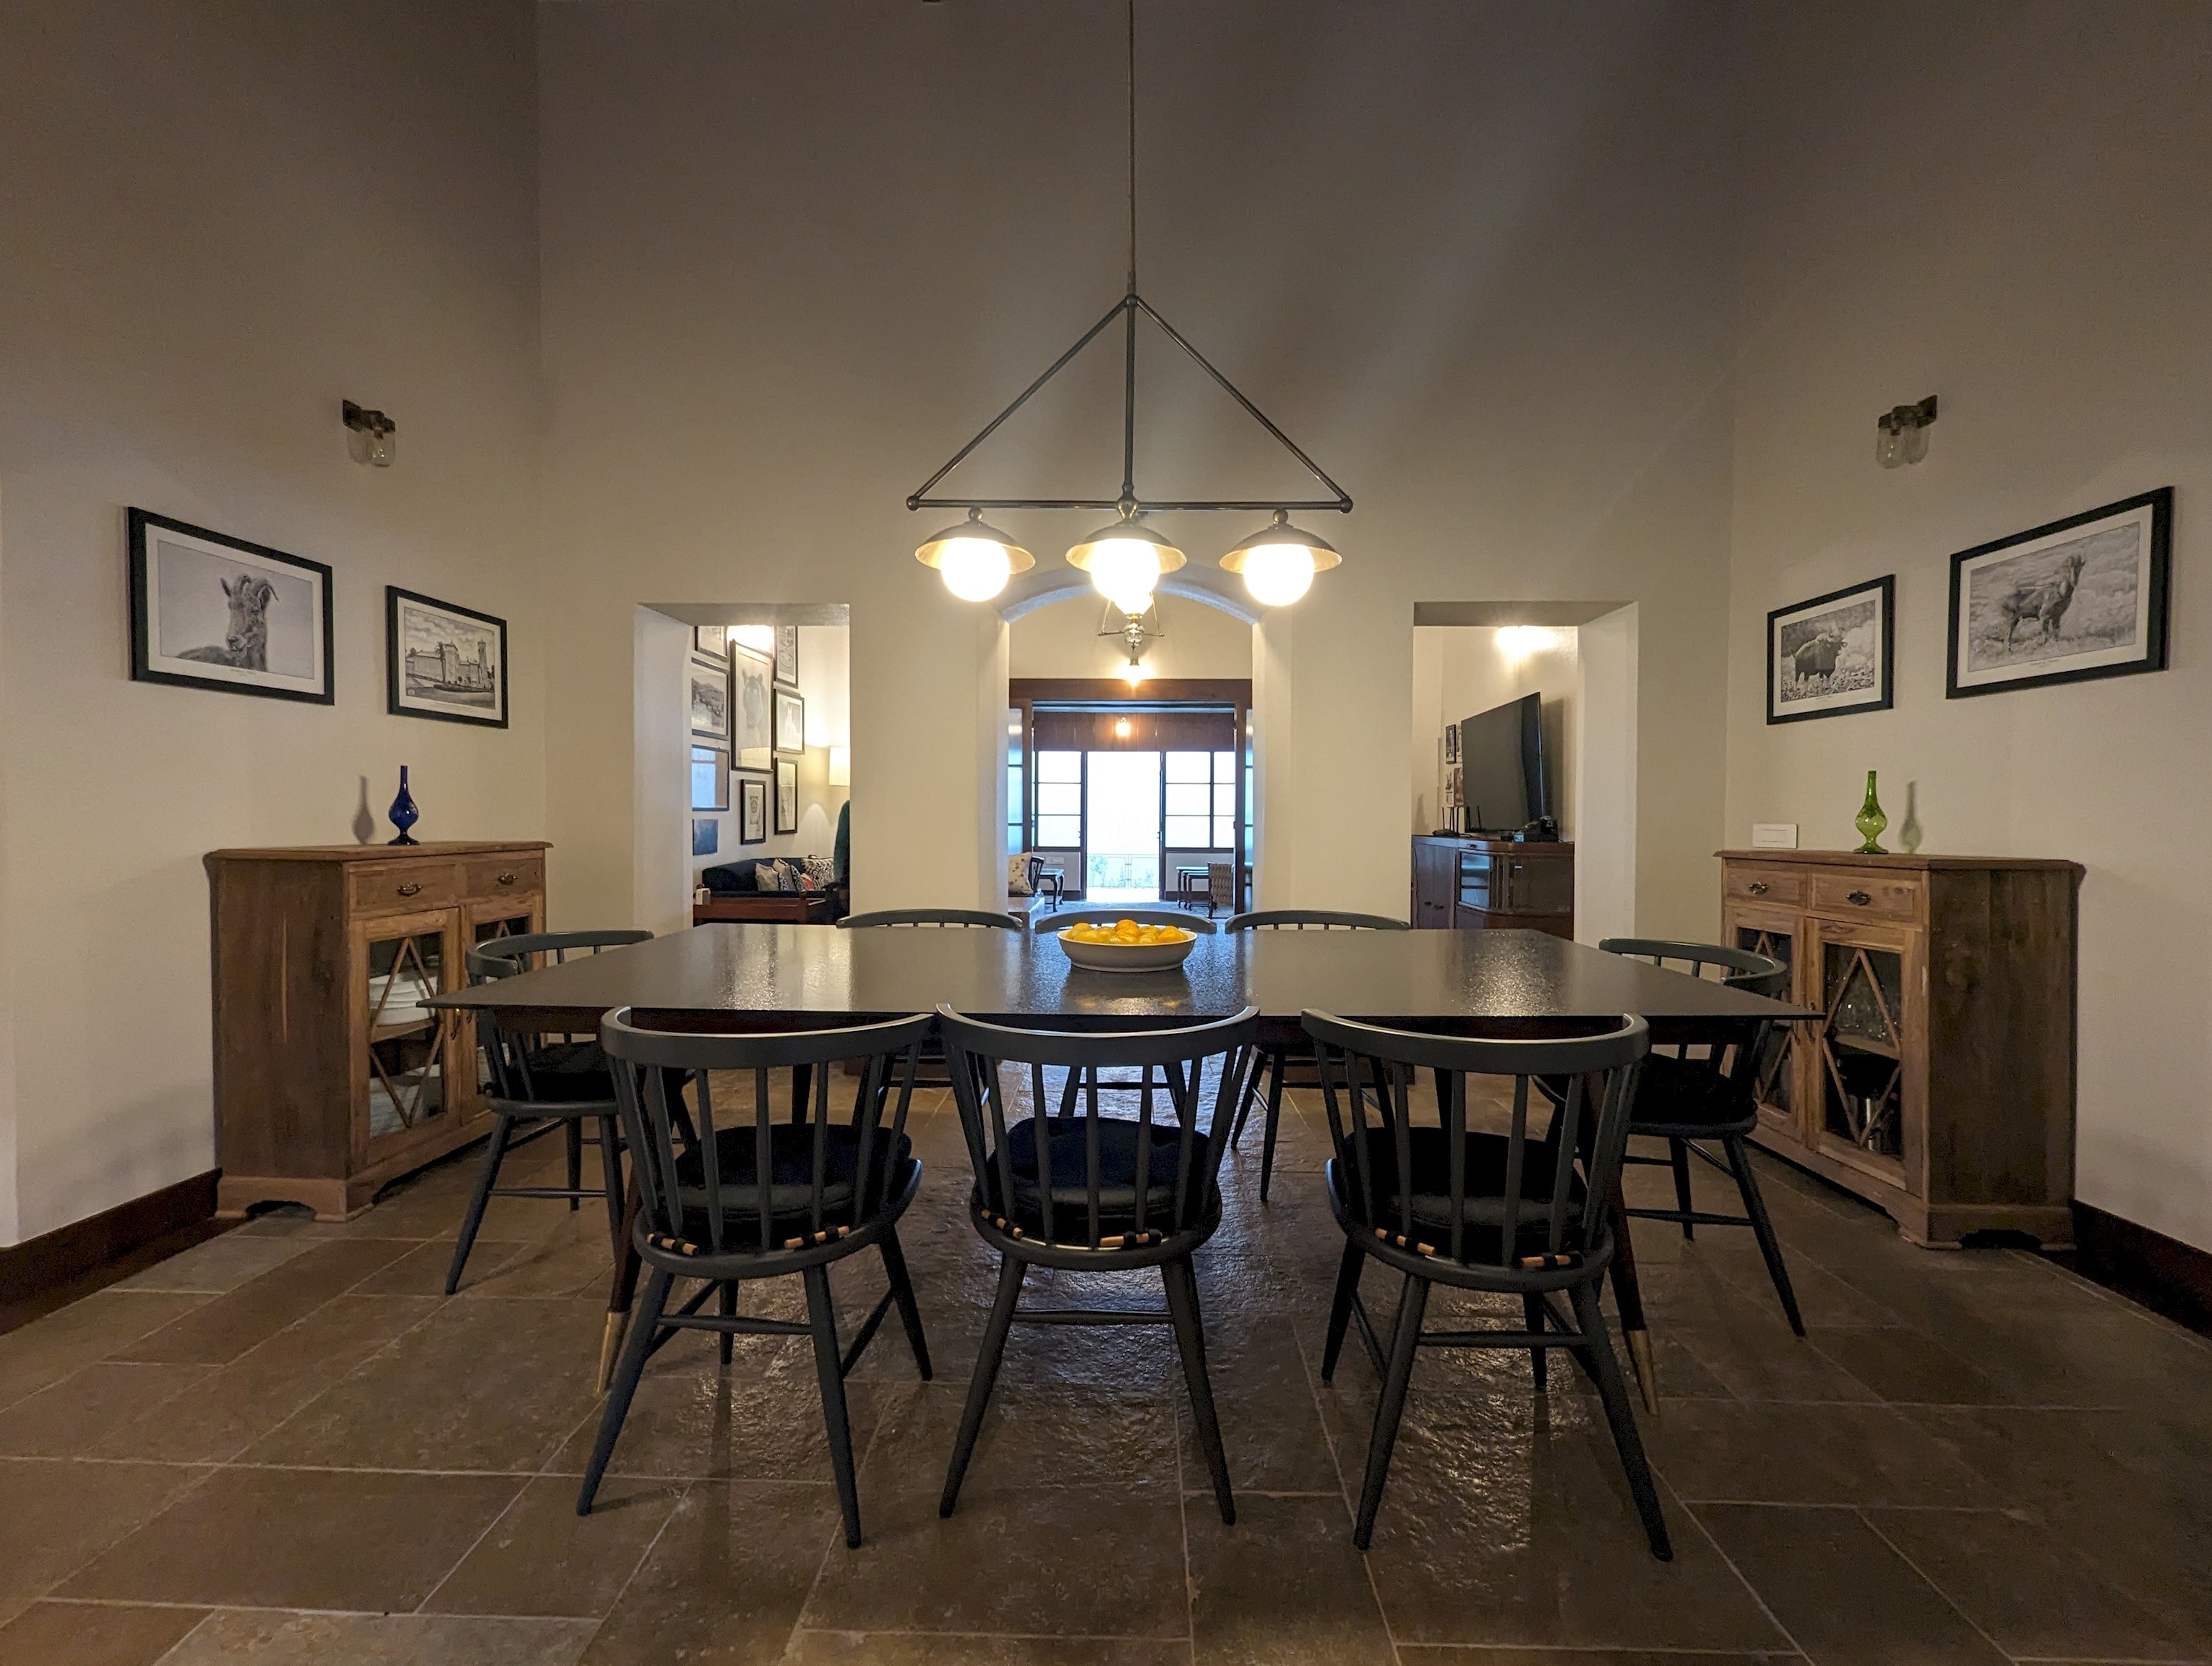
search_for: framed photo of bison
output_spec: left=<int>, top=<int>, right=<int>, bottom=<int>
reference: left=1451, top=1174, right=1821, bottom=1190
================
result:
left=1767, top=574, right=1894, bottom=724
left=128, top=509, right=333, bottom=704
left=387, top=587, right=507, bottom=727
left=1947, top=488, right=2171, bottom=699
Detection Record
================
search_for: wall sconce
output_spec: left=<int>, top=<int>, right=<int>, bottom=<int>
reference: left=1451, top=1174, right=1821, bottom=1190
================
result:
left=1113, top=717, right=1133, bottom=739
left=1875, top=396, right=1937, bottom=469
left=828, top=746, right=850, bottom=788
left=343, top=401, right=395, bottom=467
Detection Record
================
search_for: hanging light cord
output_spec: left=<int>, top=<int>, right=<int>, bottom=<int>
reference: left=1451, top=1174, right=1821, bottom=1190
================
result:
left=1126, top=0, right=1138, bottom=293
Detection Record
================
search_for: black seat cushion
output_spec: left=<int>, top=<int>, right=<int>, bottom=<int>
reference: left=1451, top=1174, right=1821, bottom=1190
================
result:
left=665, top=1122, right=914, bottom=1244
left=1329, top=1126, right=1587, bottom=1263
left=518, top=1040, right=617, bottom=1106
left=1628, top=1052, right=1757, bottom=1136
left=993, top=1115, right=1212, bottom=1241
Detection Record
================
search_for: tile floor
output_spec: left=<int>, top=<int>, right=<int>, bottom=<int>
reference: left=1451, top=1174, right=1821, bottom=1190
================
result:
left=4, top=1086, right=2210, bottom=1665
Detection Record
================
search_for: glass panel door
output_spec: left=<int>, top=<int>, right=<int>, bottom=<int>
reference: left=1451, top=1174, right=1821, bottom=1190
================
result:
left=1733, top=918, right=1801, bottom=1130
left=1818, top=936, right=1907, bottom=1166
left=364, top=923, right=450, bottom=1145
left=1085, top=750, right=1160, bottom=902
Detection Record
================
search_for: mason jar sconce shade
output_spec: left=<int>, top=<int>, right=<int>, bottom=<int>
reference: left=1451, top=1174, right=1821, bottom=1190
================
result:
left=914, top=508, right=1035, bottom=602
left=1876, top=395, right=1937, bottom=469
left=1219, top=509, right=1342, bottom=607
left=343, top=401, right=395, bottom=467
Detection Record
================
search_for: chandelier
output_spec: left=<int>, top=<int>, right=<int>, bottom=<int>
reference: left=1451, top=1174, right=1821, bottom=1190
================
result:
left=910, top=0, right=1350, bottom=612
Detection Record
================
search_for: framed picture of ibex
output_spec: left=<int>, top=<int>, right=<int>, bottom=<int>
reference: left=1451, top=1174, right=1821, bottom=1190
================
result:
left=128, top=509, right=333, bottom=704
left=1947, top=487, right=2172, bottom=698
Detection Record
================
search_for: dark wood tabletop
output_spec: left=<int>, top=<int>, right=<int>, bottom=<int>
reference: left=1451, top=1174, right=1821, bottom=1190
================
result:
left=429, top=923, right=1811, bottom=1037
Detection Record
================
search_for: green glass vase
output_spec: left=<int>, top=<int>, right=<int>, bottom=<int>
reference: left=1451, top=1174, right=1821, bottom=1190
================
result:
left=1853, top=769, right=1888, bottom=855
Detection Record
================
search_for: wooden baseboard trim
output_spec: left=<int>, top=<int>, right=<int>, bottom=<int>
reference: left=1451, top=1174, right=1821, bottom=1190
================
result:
left=0, top=1169, right=226, bottom=1335
left=2069, top=1201, right=2212, bottom=1338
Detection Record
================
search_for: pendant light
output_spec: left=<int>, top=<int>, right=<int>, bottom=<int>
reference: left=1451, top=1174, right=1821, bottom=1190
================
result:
left=914, top=508, right=1035, bottom=602
left=904, top=1, right=1352, bottom=607
left=1219, top=509, right=1342, bottom=607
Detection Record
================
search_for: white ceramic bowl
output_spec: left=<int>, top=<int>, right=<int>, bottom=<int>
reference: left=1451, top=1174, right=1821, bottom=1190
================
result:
left=1055, top=930, right=1199, bottom=974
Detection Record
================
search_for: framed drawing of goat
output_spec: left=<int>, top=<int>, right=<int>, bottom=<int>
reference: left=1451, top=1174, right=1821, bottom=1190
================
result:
left=1947, top=487, right=2171, bottom=698
left=1768, top=574, right=1895, bottom=724
left=129, top=510, right=333, bottom=704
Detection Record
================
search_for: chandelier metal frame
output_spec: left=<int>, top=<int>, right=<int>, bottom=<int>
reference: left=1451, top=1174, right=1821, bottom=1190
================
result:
left=904, top=1, right=1352, bottom=524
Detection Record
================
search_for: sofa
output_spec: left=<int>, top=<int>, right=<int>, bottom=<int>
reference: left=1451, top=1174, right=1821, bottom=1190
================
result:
left=694, top=857, right=844, bottom=924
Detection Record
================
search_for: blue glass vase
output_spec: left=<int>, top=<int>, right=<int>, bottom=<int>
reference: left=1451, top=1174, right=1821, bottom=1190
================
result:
left=387, top=766, right=421, bottom=847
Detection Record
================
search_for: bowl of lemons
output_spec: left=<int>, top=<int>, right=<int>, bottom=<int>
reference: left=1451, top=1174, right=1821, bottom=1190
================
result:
left=1055, top=917, right=1199, bottom=973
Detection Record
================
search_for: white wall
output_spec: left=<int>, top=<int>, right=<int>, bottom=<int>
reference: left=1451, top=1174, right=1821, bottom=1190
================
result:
left=1724, top=1, right=2212, bottom=1250
left=1011, top=593, right=1253, bottom=682
left=537, top=0, right=1744, bottom=936
left=0, top=1, right=544, bottom=1243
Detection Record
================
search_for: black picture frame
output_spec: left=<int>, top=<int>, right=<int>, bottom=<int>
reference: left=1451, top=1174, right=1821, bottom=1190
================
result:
left=690, top=745, right=729, bottom=811
left=738, top=775, right=769, bottom=845
left=688, top=652, right=732, bottom=743
left=1765, top=574, right=1895, bottom=725
left=128, top=508, right=334, bottom=704
left=385, top=586, right=509, bottom=727
left=774, top=624, right=799, bottom=687
left=773, top=686, right=806, bottom=756
left=692, top=817, right=719, bottom=857
left=1946, top=487, right=2172, bottom=699
left=775, top=757, right=800, bottom=834
left=694, top=625, right=728, bottom=655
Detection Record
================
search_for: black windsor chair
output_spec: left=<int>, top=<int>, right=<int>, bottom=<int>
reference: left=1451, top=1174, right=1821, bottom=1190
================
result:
left=448, top=931, right=653, bottom=1295
left=1597, top=939, right=1804, bottom=1333
left=935, top=1006, right=1262, bottom=1526
left=1305, top=1008, right=1670, bottom=1558
left=1030, top=906, right=1220, bottom=935
left=836, top=909, right=1020, bottom=1085
left=578, top=1009, right=936, bottom=1547
left=1222, top=910, right=1410, bottom=1202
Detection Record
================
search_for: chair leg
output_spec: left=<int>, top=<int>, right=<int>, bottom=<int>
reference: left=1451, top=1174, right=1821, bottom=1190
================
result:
left=1320, top=1235, right=1365, bottom=1382
left=718, top=1281, right=737, bottom=1367
left=1668, top=1137, right=1696, bottom=1241
left=565, top=1119, right=583, bottom=1211
left=1257, top=1050, right=1287, bottom=1202
left=803, top=1263, right=862, bottom=1549
left=1227, top=1048, right=1262, bottom=1150
left=1724, top=1134, right=1805, bottom=1336
left=1522, top=1292, right=1548, bottom=1391
left=578, top=1266, right=670, bottom=1516
left=596, top=1114, right=626, bottom=1264
left=1569, top=1277, right=1671, bottom=1560
left=878, top=1226, right=933, bottom=1380
left=1353, top=1270, right=1429, bottom=1551
left=940, top=1252, right=1024, bottom=1518
left=446, top=1113, right=514, bottom=1296
left=1162, top=1255, right=1235, bottom=1526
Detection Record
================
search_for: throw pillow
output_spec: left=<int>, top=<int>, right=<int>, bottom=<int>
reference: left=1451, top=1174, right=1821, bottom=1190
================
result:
left=1006, top=852, right=1035, bottom=897
left=755, top=859, right=789, bottom=893
left=802, top=854, right=836, bottom=889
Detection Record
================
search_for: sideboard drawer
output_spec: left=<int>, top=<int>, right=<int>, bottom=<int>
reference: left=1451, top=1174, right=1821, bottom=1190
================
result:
left=1808, top=869, right=1924, bottom=921
left=1724, top=866, right=1803, bottom=907
left=348, top=860, right=460, bottom=916
left=465, top=853, right=544, bottom=900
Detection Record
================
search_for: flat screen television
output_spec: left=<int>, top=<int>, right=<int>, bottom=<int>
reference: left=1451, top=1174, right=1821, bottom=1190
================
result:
left=1457, top=692, right=1548, bottom=834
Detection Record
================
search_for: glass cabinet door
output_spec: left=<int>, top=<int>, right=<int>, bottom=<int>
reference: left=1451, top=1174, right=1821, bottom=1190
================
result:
left=1731, top=915, right=1802, bottom=1135
left=1815, top=931, right=1910, bottom=1174
left=364, top=923, right=452, bottom=1148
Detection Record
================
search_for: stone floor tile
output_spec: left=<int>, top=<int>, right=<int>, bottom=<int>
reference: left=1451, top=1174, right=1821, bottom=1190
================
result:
left=0, top=1362, right=214, bottom=1456
left=158, top=1610, right=596, bottom=1665
left=57, top=1466, right=523, bottom=1611
left=0, top=1292, right=215, bottom=1410
left=0, top=1600, right=208, bottom=1666
left=802, top=1481, right=1188, bottom=1638
left=113, top=1230, right=322, bottom=1293
left=111, top=1239, right=417, bottom=1366
left=0, top=1459, right=209, bottom=1623
left=352, top=1235, right=531, bottom=1295
left=425, top=1474, right=685, bottom=1618
left=1175, top=1333, right=1342, bottom=1495
left=1398, top=1652, right=1802, bottom=1665
left=865, top=1379, right=1175, bottom=1497
left=1804, top=1326, right=2009, bottom=1405
left=1644, top=1399, right=1991, bottom=1505
left=1669, top=1315, right=1879, bottom=1403
left=1694, top=1503, right=2010, bottom=1666
left=785, top=1634, right=1188, bottom=1666
left=1186, top=1491, right=1392, bottom=1665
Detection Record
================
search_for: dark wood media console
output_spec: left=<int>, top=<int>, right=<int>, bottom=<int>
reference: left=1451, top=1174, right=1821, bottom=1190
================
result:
left=1412, top=836, right=1574, bottom=937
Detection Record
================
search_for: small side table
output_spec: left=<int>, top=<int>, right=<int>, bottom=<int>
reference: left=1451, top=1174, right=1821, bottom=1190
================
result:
left=1037, top=868, right=1066, bottom=910
left=1174, top=866, right=1209, bottom=910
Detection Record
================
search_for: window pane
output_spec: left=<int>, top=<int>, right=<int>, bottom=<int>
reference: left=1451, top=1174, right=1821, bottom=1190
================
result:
left=1213, top=784, right=1235, bottom=817
left=1037, top=816, right=1081, bottom=847
left=1165, top=751, right=1209, bottom=782
left=1214, top=751, right=1235, bottom=779
left=1165, top=783, right=1207, bottom=816
left=1038, top=750, right=1082, bottom=782
left=1008, top=825, right=1025, bottom=853
left=1165, top=816, right=1209, bottom=847
left=1213, top=817, right=1235, bottom=849
left=1038, top=783, right=1081, bottom=816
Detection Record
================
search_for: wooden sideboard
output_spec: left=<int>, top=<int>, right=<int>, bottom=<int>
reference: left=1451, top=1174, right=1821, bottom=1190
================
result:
left=205, top=841, right=549, bottom=1219
left=1718, top=848, right=2082, bottom=1248
left=1412, top=837, right=1574, bottom=937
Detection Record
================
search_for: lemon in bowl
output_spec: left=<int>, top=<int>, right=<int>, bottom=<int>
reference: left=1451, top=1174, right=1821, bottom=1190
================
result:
left=1055, top=917, right=1199, bottom=973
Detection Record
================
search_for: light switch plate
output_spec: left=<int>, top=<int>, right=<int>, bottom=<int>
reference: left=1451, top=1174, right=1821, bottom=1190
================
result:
left=1750, top=822, right=1800, bottom=850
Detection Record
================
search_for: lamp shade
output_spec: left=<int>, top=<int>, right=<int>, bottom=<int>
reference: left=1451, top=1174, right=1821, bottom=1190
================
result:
left=1066, top=511, right=1186, bottom=615
left=915, top=508, right=1035, bottom=601
left=1219, top=509, right=1342, bottom=607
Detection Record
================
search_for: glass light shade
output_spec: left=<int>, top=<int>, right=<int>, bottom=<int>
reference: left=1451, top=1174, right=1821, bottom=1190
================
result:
left=1219, top=510, right=1342, bottom=607
left=343, top=402, right=395, bottom=467
left=1899, top=420, right=1930, bottom=465
left=915, top=509, right=1034, bottom=602
left=828, top=745, right=850, bottom=787
left=1121, top=658, right=1146, bottom=688
left=1874, top=419, right=1904, bottom=469
left=731, top=625, right=775, bottom=654
left=1066, top=513, right=1186, bottom=616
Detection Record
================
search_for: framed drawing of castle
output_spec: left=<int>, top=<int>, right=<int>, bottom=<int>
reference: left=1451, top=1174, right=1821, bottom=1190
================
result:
left=129, top=509, right=333, bottom=704
left=1947, top=487, right=2171, bottom=699
left=387, top=586, right=508, bottom=727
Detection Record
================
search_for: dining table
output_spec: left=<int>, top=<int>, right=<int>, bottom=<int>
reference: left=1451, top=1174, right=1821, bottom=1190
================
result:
left=431, top=921, right=1813, bottom=1404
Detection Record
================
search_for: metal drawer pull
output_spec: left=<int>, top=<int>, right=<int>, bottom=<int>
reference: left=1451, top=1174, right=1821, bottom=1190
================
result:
left=497, top=872, right=518, bottom=885
left=1747, top=881, right=1769, bottom=896
left=1847, top=889, right=1871, bottom=905
left=397, top=881, right=422, bottom=897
